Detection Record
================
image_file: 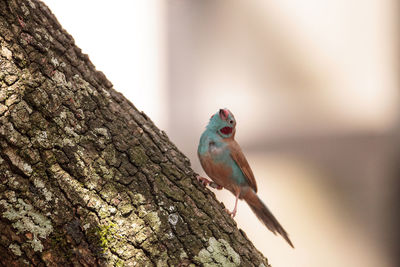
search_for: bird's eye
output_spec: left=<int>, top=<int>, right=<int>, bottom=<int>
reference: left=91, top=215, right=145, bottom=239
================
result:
left=229, top=120, right=233, bottom=124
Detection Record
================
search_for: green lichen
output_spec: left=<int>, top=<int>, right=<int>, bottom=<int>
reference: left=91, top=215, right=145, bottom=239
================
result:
left=94, top=127, right=110, bottom=139
left=180, top=250, right=189, bottom=263
left=50, top=57, right=59, bottom=67
left=8, top=243, right=22, bottom=256
left=33, top=177, right=53, bottom=201
left=194, top=237, right=240, bottom=267
left=0, top=198, right=53, bottom=252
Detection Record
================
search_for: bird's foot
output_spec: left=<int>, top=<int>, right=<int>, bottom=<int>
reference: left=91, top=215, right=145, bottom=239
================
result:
left=196, top=176, right=223, bottom=190
left=225, top=196, right=238, bottom=218
left=224, top=208, right=237, bottom=218
left=197, top=176, right=211, bottom=186
left=210, top=182, right=223, bottom=190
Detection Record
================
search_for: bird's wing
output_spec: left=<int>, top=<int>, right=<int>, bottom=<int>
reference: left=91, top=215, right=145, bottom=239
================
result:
left=228, top=139, right=257, bottom=192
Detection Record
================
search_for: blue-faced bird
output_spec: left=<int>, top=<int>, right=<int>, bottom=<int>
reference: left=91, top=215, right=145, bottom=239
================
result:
left=197, top=108, right=294, bottom=248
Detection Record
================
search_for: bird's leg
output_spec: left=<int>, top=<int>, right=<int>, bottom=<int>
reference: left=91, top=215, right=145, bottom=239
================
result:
left=196, top=176, right=223, bottom=190
left=197, top=175, right=211, bottom=186
left=209, top=182, right=223, bottom=190
left=226, top=192, right=240, bottom=217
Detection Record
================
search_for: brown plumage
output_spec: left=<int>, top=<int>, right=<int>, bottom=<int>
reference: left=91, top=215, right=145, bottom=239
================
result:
left=224, top=138, right=257, bottom=193
left=242, top=188, right=294, bottom=248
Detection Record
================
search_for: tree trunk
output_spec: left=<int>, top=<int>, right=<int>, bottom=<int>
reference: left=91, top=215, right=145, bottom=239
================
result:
left=0, top=0, right=270, bottom=266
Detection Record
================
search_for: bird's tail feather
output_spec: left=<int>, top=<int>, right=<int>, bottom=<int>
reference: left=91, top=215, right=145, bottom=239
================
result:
left=243, top=188, right=294, bottom=248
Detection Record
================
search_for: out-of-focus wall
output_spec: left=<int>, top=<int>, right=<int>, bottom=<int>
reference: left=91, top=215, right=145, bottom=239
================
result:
left=167, top=0, right=398, bottom=150
left=167, top=1, right=398, bottom=266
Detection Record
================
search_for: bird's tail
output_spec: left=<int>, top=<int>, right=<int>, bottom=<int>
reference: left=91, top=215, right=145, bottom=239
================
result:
left=242, top=188, right=294, bottom=248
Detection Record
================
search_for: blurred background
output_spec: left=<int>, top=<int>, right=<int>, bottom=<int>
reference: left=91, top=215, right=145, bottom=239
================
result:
left=45, top=1, right=399, bottom=266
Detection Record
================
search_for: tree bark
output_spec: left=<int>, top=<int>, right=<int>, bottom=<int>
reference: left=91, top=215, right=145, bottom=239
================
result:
left=0, top=0, right=270, bottom=266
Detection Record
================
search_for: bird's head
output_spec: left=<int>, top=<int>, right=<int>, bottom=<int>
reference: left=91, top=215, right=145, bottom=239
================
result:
left=207, top=108, right=236, bottom=138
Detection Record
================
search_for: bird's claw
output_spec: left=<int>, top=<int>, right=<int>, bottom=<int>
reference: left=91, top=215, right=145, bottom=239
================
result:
left=224, top=208, right=237, bottom=218
left=197, top=176, right=211, bottom=187
left=209, top=182, right=223, bottom=190
left=196, top=176, right=223, bottom=190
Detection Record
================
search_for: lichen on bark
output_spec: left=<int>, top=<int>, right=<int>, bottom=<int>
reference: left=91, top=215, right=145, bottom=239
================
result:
left=0, top=0, right=270, bottom=266
left=195, top=237, right=241, bottom=267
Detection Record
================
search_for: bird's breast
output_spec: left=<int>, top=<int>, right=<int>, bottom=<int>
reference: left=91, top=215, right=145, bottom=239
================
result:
left=199, top=139, right=234, bottom=186
left=199, top=153, right=232, bottom=188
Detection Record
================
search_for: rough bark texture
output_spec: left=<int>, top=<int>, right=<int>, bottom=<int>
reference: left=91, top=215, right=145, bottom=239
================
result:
left=0, top=0, right=270, bottom=266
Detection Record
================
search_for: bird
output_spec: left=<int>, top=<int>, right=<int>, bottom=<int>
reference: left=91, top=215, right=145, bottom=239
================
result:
left=197, top=108, right=294, bottom=248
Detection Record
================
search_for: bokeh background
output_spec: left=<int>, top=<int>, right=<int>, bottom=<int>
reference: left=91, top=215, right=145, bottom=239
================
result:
left=45, top=1, right=399, bottom=266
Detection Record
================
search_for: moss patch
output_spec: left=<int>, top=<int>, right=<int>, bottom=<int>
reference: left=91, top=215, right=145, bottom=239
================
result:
left=87, top=221, right=122, bottom=255
left=96, top=222, right=117, bottom=249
